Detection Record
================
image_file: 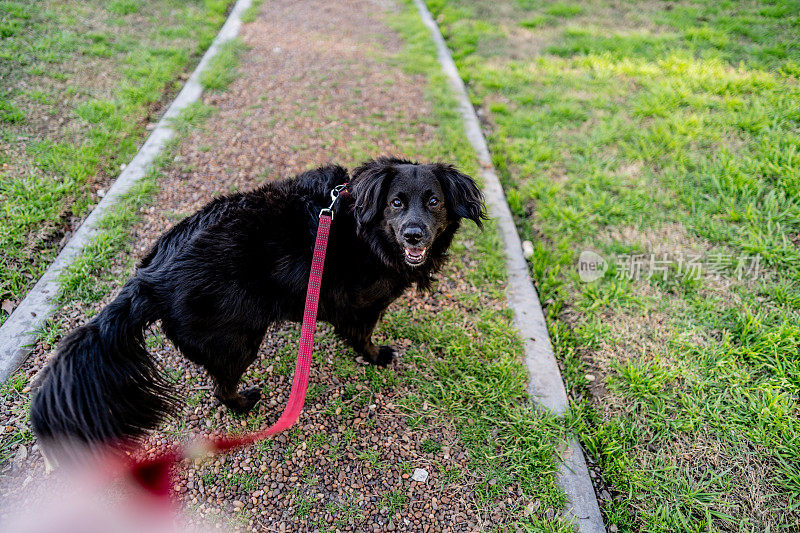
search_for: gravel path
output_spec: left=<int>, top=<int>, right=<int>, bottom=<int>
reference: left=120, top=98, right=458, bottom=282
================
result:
left=1, top=1, right=532, bottom=530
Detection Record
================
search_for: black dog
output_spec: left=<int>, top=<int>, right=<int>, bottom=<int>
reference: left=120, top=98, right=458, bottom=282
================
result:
left=31, top=157, right=485, bottom=454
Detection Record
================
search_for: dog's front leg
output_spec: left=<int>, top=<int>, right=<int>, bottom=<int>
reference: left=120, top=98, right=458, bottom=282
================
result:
left=334, top=315, right=395, bottom=366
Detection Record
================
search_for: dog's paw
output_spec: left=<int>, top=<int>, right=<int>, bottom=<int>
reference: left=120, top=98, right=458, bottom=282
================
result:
left=355, top=346, right=396, bottom=367
left=374, top=345, right=396, bottom=367
left=238, top=387, right=262, bottom=413
left=222, top=387, right=262, bottom=414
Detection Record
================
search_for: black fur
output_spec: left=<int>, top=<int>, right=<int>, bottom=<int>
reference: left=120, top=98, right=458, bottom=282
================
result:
left=31, top=158, right=485, bottom=456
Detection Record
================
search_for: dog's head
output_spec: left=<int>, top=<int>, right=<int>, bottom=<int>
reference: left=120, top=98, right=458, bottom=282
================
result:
left=351, top=157, right=485, bottom=269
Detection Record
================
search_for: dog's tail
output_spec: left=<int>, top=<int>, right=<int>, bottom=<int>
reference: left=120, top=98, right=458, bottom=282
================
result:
left=31, top=278, right=174, bottom=459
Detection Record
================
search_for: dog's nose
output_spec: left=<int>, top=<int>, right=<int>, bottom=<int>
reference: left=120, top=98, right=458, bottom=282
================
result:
left=403, top=226, right=423, bottom=244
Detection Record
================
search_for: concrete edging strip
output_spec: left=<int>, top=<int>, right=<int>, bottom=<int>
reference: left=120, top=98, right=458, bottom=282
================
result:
left=0, top=0, right=253, bottom=383
left=411, top=1, right=605, bottom=531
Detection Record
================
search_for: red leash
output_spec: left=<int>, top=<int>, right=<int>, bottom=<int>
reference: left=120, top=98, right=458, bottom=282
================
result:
left=125, top=185, right=346, bottom=497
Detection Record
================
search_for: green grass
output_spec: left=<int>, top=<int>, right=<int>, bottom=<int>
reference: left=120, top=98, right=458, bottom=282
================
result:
left=229, top=471, right=260, bottom=492
left=0, top=0, right=235, bottom=321
left=200, top=38, right=248, bottom=91
left=57, top=173, right=159, bottom=305
left=357, top=448, right=383, bottom=468
left=0, top=95, right=24, bottom=123
left=543, top=3, right=581, bottom=18
left=240, top=0, right=265, bottom=24
left=0, top=373, right=26, bottom=397
left=0, top=373, right=31, bottom=469
left=520, top=15, right=552, bottom=29
left=325, top=494, right=365, bottom=528
left=381, top=490, right=409, bottom=514
left=55, top=99, right=216, bottom=319
left=427, top=0, right=800, bottom=530
left=0, top=425, right=32, bottom=470
left=294, top=494, right=314, bottom=517
left=421, top=437, right=442, bottom=454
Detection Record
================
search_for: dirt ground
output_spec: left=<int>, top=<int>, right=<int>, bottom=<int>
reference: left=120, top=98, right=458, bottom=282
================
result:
left=0, top=1, right=544, bottom=531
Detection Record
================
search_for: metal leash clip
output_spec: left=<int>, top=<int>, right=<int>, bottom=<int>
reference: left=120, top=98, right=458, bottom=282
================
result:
left=320, top=183, right=348, bottom=220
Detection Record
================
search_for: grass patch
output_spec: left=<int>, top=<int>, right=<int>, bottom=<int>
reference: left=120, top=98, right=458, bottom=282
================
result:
left=520, top=15, right=552, bottom=29
left=170, top=101, right=218, bottom=135
left=200, top=38, right=247, bottom=91
left=108, top=0, right=139, bottom=16
left=381, top=490, right=409, bottom=514
left=50, top=100, right=214, bottom=343
left=0, top=372, right=31, bottom=470
left=240, top=0, right=265, bottom=24
left=0, top=426, right=32, bottom=470
left=0, top=373, right=26, bottom=397
left=420, top=437, right=441, bottom=454
left=0, top=95, right=24, bottom=123
left=428, top=0, right=800, bottom=530
left=543, top=3, right=581, bottom=18
left=0, top=0, right=235, bottom=319
left=294, top=495, right=314, bottom=517
left=58, top=173, right=160, bottom=304
left=357, top=448, right=383, bottom=468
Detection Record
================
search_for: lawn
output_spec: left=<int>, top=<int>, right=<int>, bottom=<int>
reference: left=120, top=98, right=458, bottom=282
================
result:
left=426, top=0, right=800, bottom=530
left=0, top=0, right=235, bottom=323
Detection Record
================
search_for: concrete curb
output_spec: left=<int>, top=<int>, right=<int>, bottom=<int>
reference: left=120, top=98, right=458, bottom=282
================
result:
left=0, top=0, right=253, bottom=383
left=411, top=1, right=606, bottom=531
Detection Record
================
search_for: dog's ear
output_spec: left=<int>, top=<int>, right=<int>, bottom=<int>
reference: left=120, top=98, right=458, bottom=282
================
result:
left=434, top=164, right=486, bottom=228
left=351, top=159, right=394, bottom=233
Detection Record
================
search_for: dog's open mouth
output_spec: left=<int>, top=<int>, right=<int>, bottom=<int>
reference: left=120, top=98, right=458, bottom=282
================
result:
left=404, top=246, right=427, bottom=265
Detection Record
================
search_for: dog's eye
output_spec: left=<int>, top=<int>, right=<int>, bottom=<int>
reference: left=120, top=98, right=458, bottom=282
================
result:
left=390, top=198, right=403, bottom=208
left=428, top=197, right=439, bottom=207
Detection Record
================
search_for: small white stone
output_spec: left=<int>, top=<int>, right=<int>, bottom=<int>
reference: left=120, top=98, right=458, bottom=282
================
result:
left=412, top=468, right=429, bottom=482
left=14, top=445, right=27, bottom=463
left=97, top=189, right=105, bottom=198
left=522, top=240, right=534, bottom=260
